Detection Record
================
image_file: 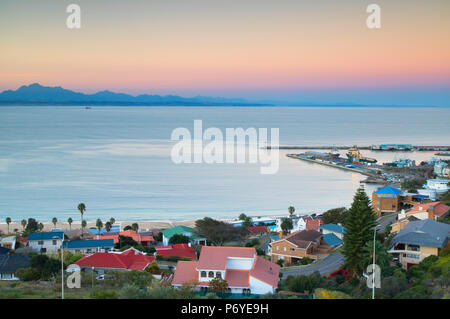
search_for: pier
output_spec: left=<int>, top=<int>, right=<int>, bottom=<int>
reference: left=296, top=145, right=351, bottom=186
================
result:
left=286, top=154, right=379, bottom=177
left=266, top=145, right=450, bottom=151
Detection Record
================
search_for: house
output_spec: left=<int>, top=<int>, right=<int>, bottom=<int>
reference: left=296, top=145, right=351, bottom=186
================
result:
left=155, top=243, right=197, bottom=260
left=64, top=229, right=95, bottom=241
left=269, top=229, right=323, bottom=265
left=405, top=201, right=450, bottom=220
left=0, top=254, right=31, bottom=280
left=0, top=236, right=16, bottom=250
left=28, top=231, right=64, bottom=253
left=228, top=217, right=277, bottom=228
left=321, top=233, right=343, bottom=248
left=417, top=179, right=450, bottom=200
left=319, top=224, right=346, bottom=240
left=388, top=219, right=450, bottom=269
left=304, top=217, right=323, bottom=231
left=372, top=186, right=402, bottom=216
left=62, top=239, right=114, bottom=254
left=74, top=248, right=155, bottom=275
left=99, top=229, right=155, bottom=246
left=161, top=226, right=206, bottom=246
left=247, top=226, right=268, bottom=236
left=391, top=215, right=420, bottom=234
left=172, top=246, right=280, bottom=295
left=89, top=224, right=121, bottom=235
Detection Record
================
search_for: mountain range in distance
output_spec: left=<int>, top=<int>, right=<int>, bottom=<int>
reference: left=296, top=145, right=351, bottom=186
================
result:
left=0, top=83, right=439, bottom=107
left=0, top=83, right=275, bottom=106
left=0, top=83, right=371, bottom=107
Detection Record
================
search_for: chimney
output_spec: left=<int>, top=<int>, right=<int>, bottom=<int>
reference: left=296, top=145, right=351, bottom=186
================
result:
left=269, top=266, right=273, bottom=274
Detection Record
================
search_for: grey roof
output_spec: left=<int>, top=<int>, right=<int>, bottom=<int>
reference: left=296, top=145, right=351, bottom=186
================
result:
left=0, top=254, right=31, bottom=273
left=391, top=219, right=450, bottom=248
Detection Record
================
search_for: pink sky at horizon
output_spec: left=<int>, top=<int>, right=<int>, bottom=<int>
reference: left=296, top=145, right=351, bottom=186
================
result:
left=0, top=0, right=449, bottom=103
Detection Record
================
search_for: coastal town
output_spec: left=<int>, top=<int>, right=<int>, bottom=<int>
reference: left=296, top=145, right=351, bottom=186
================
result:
left=1, top=150, right=449, bottom=299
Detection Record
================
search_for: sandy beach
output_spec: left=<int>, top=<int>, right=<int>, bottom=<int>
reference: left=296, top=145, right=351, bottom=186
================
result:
left=0, top=219, right=200, bottom=234
left=0, top=217, right=245, bottom=234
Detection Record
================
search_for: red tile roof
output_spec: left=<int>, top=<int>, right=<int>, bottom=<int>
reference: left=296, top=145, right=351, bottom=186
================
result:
left=250, top=256, right=280, bottom=288
left=247, top=226, right=268, bottom=234
left=172, top=261, right=199, bottom=285
left=98, top=230, right=154, bottom=244
left=155, top=244, right=197, bottom=260
left=407, top=201, right=450, bottom=218
left=75, top=248, right=155, bottom=270
left=172, top=248, right=280, bottom=289
left=197, top=246, right=256, bottom=270
left=225, top=270, right=250, bottom=287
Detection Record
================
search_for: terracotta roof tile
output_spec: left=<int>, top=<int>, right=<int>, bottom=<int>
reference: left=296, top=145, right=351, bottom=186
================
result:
left=197, top=246, right=256, bottom=270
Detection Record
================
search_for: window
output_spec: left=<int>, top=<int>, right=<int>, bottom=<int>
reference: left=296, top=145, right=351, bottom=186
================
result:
left=216, top=272, right=222, bottom=278
left=406, top=254, right=420, bottom=259
left=38, top=240, right=43, bottom=245
left=290, top=248, right=295, bottom=252
left=276, top=246, right=279, bottom=251
left=52, top=240, right=57, bottom=245
left=283, top=247, right=286, bottom=252
left=208, top=271, right=214, bottom=278
left=201, top=271, right=207, bottom=278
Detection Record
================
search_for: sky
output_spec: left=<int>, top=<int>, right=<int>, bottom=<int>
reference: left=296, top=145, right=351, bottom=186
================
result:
left=0, top=0, right=449, bottom=106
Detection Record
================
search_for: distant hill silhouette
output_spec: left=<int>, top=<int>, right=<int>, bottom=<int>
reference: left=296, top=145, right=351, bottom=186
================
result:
left=0, top=83, right=272, bottom=106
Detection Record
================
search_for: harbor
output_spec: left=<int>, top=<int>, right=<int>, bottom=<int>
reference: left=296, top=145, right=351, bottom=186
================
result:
left=286, top=145, right=446, bottom=184
left=267, top=144, right=450, bottom=151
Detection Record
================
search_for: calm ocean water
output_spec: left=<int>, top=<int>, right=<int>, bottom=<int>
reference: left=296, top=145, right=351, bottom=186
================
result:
left=0, top=106, right=449, bottom=222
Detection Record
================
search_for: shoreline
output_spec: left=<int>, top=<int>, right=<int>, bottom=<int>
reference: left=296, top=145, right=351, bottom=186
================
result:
left=0, top=215, right=283, bottom=234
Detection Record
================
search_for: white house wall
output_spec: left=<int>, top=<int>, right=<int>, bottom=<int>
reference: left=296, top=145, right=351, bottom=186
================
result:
left=249, top=276, right=275, bottom=295
left=226, top=257, right=254, bottom=270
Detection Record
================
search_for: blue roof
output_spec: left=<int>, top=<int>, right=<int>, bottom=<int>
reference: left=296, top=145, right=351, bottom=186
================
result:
left=322, top=233, right=343, bottom=246
left=374, top=186, right=402, bottom=195
left=391, top=219, right=450, bottom=248
left=28, top=231, right=64, bottom=241
left=62, top=239, right=114, bottom=249
left=89, top=225, right=121, bottom=235
left=319, top=224, right=346, bottom=234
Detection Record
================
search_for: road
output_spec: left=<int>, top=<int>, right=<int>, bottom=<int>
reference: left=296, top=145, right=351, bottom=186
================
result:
left=281, top=253, right=345, bottom=277
left=376, top=213, right=397, bottom=233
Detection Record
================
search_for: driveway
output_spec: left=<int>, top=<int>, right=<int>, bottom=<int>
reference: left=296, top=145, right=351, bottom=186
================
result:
left=281, top=253, right=345, bottom=277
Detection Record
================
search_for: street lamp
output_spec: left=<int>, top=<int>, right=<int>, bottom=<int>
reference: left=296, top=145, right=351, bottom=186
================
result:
left=55, top=235, right=64, bottom=300
left=372, top=227, right=376, bottom=300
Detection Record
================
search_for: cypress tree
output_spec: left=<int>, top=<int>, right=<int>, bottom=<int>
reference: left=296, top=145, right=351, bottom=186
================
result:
left=342, top=186, right=377, bottom=276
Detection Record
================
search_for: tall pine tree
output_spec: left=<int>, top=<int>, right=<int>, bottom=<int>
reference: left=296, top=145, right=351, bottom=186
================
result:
left=342, top=186, right=377, bottom=276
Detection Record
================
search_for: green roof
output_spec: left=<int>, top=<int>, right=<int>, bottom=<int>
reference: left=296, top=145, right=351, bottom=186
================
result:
left=161, top=225, right=196, bottom=238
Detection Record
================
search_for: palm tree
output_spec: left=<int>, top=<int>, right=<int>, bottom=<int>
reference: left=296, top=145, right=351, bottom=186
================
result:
left=67, top=217, right=73, bottom=230
left=105, top=221, right=112, bottom=233
left=21, top=219, right=27, bottom=231
left=52, top=217, right=58, bottom=229
left=109, top=217, right=115, bottom=225
left=81, top=220, right=87, bottom=230
left=38, top=223, right=44, bottom=231
left=131, top=223, right=139, bottom=232
left=5, top=217, right=11, bottom=235
left=77, top=203, right=86, bottom=238
left=288, top=206, right=295, bottom=217
left=96, top=219, right=103, bottom=236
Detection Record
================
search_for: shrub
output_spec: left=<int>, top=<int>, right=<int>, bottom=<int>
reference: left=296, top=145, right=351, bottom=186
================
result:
left=119, top=284, right=150, bottom=299
left=92, top=290, right=118, bottom=299
left=15, top=267, right=41, bottom=281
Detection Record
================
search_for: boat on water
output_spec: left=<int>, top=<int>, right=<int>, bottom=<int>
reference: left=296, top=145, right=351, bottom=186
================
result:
left=346, top=147, right=377, bottom=163
left=329, top=148, right=340, bottom=157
